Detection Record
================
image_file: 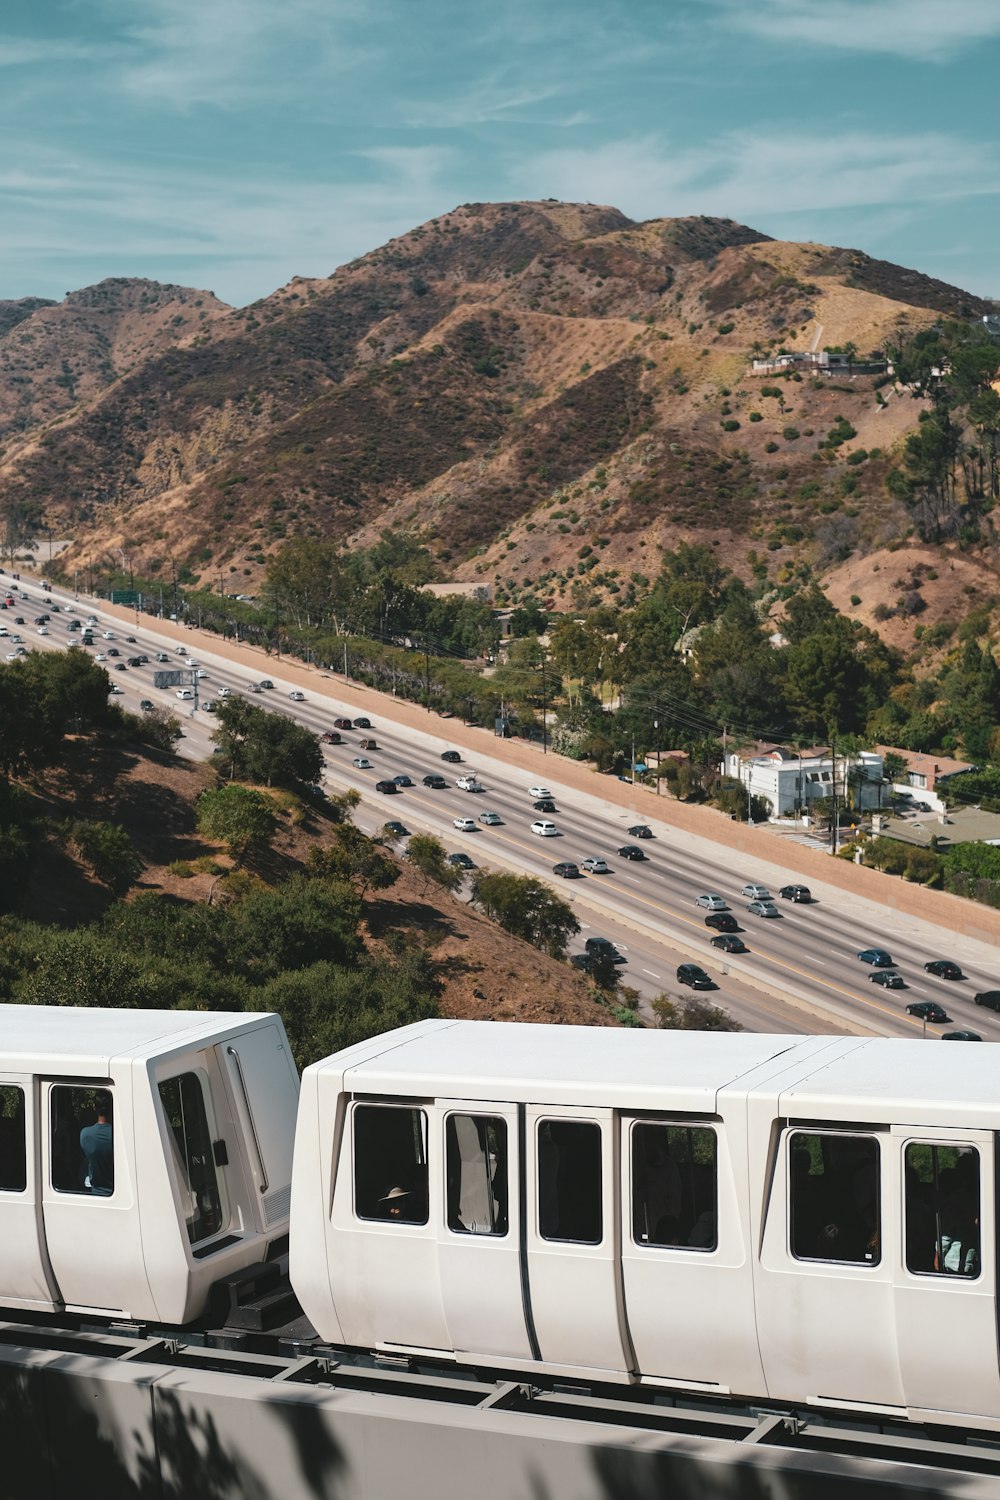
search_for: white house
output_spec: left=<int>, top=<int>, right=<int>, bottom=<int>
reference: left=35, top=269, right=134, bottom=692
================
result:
left=722, top=745, right=884, bottom=819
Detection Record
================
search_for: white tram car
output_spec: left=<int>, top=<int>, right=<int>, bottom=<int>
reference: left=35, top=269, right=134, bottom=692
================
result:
left=0, top=1005, right=298, bottom=1324
left=291, top=1020, right=1000, bottom=1432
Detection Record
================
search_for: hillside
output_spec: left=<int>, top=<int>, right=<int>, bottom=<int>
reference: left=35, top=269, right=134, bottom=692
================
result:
left=0, top=202, right=994, bottom=610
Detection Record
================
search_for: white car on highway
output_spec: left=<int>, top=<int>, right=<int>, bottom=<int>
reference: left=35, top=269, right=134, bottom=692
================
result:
left=528, top=786, right=552, bottom=800
left=453, top=817, right=477, bottom=832
left=456, top=775, right=481, bottom=791
left=530, top=820, right=558, bottom=837
left=696, top=894, right=729, bottom=911
left=289, top=690, right=305, bottom=702
left=176, top=688, right=193, bottom=701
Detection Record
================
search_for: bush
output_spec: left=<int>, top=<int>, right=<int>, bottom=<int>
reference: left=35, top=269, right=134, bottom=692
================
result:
left=764, top=441, right=779, bottom=453
left=748, top=411, right=763, bottom=422
left=782, top=427, right=800, bottom=441
left=71, top=821, right=143, bottom=895
left=721, top=419, right=740, bottom=432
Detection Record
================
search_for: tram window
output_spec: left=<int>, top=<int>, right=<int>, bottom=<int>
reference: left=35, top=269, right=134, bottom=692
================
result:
left=158, top=1074, right=226, bottom=1245
left=354, top=1105, right=428, bottom=1224
left=51, top=1086, right=114, bottom=1197
left=0, top=1086, right=26, bottom=1193
left=904, top=1143, right=980, bottom=1278
left=790, top=1131, right=880, bottom=1264
left=632, top=1122, right=718, bottom=1250
left=446, top=1114, right=508, bottom=1236
left=538, top=1119, right=602, bottom=1244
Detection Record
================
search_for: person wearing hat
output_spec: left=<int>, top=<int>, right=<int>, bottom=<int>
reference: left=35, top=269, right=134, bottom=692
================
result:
left=380, top=1185, right=413, bottom=1219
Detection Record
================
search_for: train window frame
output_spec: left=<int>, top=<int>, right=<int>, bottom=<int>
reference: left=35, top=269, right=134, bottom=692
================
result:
left=630, top=1119, right=718, bottom=1252
left=353, top=1102, right=429, bottom=1226
left=788, top=1129, right=881, bottom=1267
left=445, top=1113, right=509, bottom=1237
left=903, top=1141, right=981, bottom=1281
left=157, top=1070, right=230, bottom=1248
left=537, top=1117, right=603, bottom=1246
left=50, top=1084, right=115, bottom=1198
left=0, top=1084, right=26, bottom=1194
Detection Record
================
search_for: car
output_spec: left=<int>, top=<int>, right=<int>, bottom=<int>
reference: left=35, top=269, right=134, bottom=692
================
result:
left=552, top=862, right=580, bottom=878
left=139, top=700, right=154, bottom=713
left=320, top=731, right=342, bottom=745
left=740, top=883, right=771, bottom=901
left=942, top=1030, right=983, bottom=1042
left=696, top=894, right=729, bottom=911
left=333, top=717, right=352, bottom=730
left=102, top=631, right=115, bottom=640
left=136, top=654, right=149, bottom=665
left=248, top=682, right=262, bottom=693
left=85, top=616, right=97, bottom=626
left=586, top=937, right=625, bottom=962
left=352, top=756, right=372, bottom=770
left=392, top=774, right=413, bottom=787
left=704, top=912, right=739, bottom=933
left=175, top=646, right=187, bottom=656
left=627, top=825, right=653, bottom=839
left=13, top=617, right=24, bottom=626
left=869, top=970, right=905, bottom=989
left=94, top=652, right=107, bottom=662
left=106, top=647, right=120, bottom=657
left=357, top=738, right=378, bottom=751
left=422, top=773, right=448, bottom=788
left=259, top=679, right=274, bottom=690
left=858, top=948, right=894, bottom=967
left=127, top=657, right=142, bottom=668
left=109, top=683, right=124, bottom=695
left=711, top=934, right=747, bottom=954
left=353, top=717, right=372, bottom=730
left=185, top=658, right=198, bottom=668
left=4, top=651, right=20, bottom=662
left=196, top=669, right=210, bottom=680
left=376, top=780, right=400, bottom=795
left=448, top=852, right=476, bottom=870
left=124, top=635, right=136, bottom=643
left=532, top=799, right=557, bottom=813
left=924, top=960, right=964, bottom=980
left=617, top=844, right=647, bottom=861
left=36, top=626, right=48, bottom=635
left=155, top=652, right=169, bottom=663
left=453, top=817, right=477, bottom=832
left=201, top=699, right=216, bottom=711
left=677, top=963, right=715, bottom=990
left=67, top=621, right=81, bottom=632
left=570, top=953, right=596, bottom=973
left=441, top=750, right=462, bottom=763
left=906, top=1001, right=951, bottom=1024
left=176, top=688, right=193, bottom=701
left=974, top=990, right=1000, bottom=1011
left=289, top=690, right=306, bottom=702
left=383, top=821, right=409, bottom=837
left=778, top=885, right=812, bottom=903
left=581, top=857, right=610, bottom=874
left=114, top=662, right=127, bottom=672
left=531, top=820, right=558, bottom=837
left=479, top=811, right=503, bottom=825
left=456, top=775, right=481, bottom=791
left=32, top=616, right=47, bottom=626
left=528, top=786, right=552, bottom=800
left=747, top=900, right=780, bottom=918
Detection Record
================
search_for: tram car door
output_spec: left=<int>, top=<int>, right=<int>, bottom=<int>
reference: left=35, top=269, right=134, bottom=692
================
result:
left=435, top=1100, right=532, bottom=1360
left=0, top=1075, right=60, bottom=1310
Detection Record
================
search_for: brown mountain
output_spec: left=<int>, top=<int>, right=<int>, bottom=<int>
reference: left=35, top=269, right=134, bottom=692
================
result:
left=0, top=202, right=992, bottom=604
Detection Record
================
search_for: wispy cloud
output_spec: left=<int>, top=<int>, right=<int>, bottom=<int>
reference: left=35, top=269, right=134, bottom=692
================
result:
left=723, top=0, right=1000, bottom=61
left=515, top=128, right=999, bottom=224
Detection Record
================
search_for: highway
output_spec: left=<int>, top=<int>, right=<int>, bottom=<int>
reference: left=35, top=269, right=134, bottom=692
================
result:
left=8, top=572, right=1000, bottom=1041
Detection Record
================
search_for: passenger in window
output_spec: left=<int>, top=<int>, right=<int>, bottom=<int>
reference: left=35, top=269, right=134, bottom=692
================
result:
left=79, top=1094, right=113, bottom=1197
left=940, top=1154, right=980, bottom=1276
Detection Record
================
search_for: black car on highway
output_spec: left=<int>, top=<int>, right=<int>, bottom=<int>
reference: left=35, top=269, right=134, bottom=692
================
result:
left=778, top=884, right=812, bottom=903
left=869, top=970, right=905, bottom=989
left=552, top=862, right=580, bottom=879
left=704, top=912, right=739, bottom=933
left=677, top=963, right=714, bottom=990
left=974, top=990, right=1000, bottom=1011
left=924, top=959, right=964, bottom=980
left=586, top=937, right=625, bottom=963
left=627, top=824, right=653, bottom=839
left=906, top=1001, right=951, bottom=1024
left=441, top=750, right=462, bottom=763
left=710, top=934, right=747, bottom=954
left=422, top=773, right=448, bottom=788
left=375, top=780, right=399, bottom=795
left=617, top=844, right=647, bottom=861
left=533, top=799, right=557, bottom=813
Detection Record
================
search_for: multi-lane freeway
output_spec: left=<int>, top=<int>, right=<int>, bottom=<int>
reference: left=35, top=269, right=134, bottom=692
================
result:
left=8, top=572, right=1000, bottom=1040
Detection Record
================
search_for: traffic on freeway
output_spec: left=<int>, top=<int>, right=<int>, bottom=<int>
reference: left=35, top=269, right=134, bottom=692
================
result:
left=8, top=571, right=999, bottom=1040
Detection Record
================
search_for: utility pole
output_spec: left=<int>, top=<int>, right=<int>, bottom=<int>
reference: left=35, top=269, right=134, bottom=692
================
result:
left=344, top=642, right=349, bottom=681
left=541, top=657, right=548, bottom=754
left=424, top=641, right=430, bottom=713
left=830, top=731, right=839, bottom=855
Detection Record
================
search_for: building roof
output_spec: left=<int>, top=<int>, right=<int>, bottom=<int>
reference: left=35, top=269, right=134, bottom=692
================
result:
left=874, top=746, right=976, bottom=783
left=876, top=805, right=1000, bottom=849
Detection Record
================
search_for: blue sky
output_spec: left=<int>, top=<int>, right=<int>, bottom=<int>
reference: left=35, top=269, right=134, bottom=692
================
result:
left=3, top=0, right=998, bottom=307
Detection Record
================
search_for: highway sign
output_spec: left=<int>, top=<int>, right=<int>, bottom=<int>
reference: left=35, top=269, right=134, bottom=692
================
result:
left=153, top=670, right=187, bottom=689
left=111, top=590, right=139, bottom=605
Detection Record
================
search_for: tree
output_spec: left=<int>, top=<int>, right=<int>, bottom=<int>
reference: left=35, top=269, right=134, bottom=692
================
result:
left=308, top=827, right=399, bottom=898
left=70, top=820, right=142, bottom=895
left=196, top=785, right=275, bottom=863
left=652, top=993, right=743, bottom=1031
left=212, top=698, right=322, bottom=789
left=226, top=874, right=361, bottom=975
left=406, top=834, right=462, bottom=894
left=471, top=871, right=580, bottom=957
